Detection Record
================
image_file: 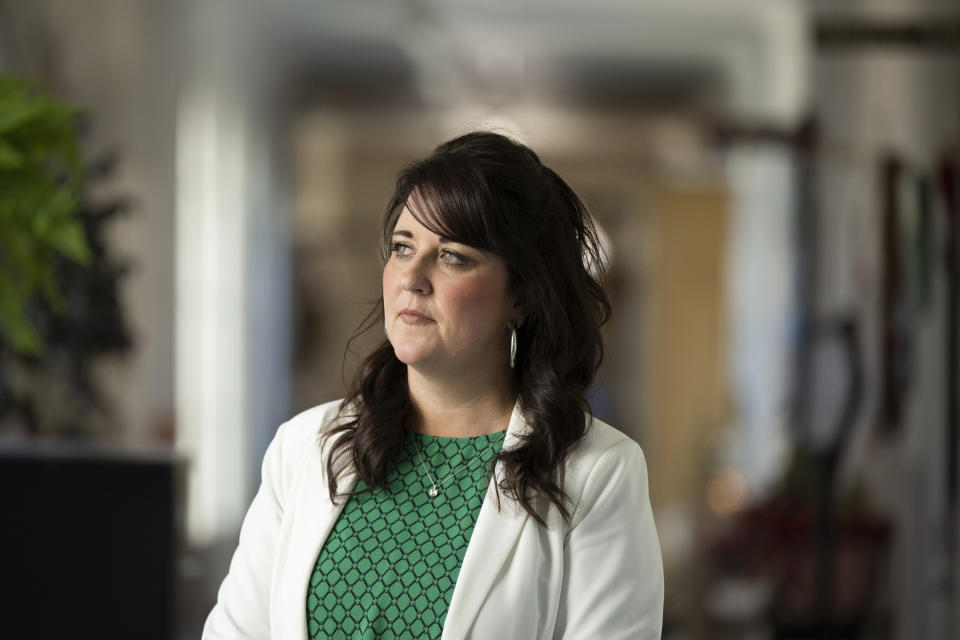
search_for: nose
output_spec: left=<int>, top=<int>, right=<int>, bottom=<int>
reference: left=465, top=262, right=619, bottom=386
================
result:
left=399, top=257, right=433, bottom=295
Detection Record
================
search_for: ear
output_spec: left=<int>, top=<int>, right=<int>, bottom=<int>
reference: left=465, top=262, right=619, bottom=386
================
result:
left=510, top=299, right=525, bottom=329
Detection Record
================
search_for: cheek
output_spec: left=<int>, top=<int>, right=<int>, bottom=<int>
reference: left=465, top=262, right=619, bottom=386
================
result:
left=382, top=263, right=399, bottom=297
left=443, top=277, right=510, bottom=325
left=382, top=264, right=404, bottom=316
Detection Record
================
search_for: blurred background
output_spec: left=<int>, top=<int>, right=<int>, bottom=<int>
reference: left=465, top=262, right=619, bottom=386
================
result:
left=0, top=0, right=957, bottom=638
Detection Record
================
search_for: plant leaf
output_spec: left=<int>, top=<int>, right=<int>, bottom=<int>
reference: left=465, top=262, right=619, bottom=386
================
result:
left=0, top=138, right=24, bottom=168
left=48, top=220, right=91, bottom=265
left=0, top=285, right=42, bottom=354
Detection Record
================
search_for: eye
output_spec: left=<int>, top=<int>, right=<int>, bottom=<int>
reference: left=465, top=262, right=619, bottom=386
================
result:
left=439, top=248, right=466, bottom=266
left=391, top=241, right=413, bottom=258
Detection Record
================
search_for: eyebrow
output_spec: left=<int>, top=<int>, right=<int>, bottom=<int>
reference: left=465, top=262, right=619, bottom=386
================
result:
left=392, top=228, right=455, bottom=243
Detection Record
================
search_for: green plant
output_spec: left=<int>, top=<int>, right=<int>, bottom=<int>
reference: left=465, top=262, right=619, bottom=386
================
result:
left=0, top=75, right=133, bottom=436
left=0, top=74, right=90, bottom=354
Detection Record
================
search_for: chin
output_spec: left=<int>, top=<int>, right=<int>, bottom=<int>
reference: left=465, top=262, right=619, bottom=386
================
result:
left=389, top=343, right=432, bottom=367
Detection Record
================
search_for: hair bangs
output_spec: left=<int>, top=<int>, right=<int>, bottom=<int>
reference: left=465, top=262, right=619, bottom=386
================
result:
left=382, top=158, right=499, bottom=259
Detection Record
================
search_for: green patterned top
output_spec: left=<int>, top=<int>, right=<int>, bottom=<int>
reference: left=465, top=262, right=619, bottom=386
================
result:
left=306, top=428, right=507, bottom=640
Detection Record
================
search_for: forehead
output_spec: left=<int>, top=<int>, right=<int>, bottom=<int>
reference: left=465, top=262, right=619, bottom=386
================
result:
left=393, top=207, right=421, bottom=230
left=393, top=207, right=448, bottom=241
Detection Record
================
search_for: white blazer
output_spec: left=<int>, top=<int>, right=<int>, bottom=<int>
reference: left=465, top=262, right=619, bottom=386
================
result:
left=203, top=400, right=664, bottom=639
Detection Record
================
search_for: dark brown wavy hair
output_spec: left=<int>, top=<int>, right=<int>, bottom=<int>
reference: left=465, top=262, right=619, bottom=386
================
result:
left=322, top=131, right=611, bottom=526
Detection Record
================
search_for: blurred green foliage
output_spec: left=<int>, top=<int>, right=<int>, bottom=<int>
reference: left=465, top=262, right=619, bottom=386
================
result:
left=0, top=75, right=91, bottom=354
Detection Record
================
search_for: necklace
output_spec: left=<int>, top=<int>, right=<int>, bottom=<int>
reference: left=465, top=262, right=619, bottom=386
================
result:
left=412, top=432, right=507, bottom=498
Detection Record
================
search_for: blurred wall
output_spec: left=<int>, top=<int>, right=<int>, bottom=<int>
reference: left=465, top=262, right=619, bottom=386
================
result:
left=0, top=0, right=182, bottom=445
left=811, top=0, right=960, bottom=636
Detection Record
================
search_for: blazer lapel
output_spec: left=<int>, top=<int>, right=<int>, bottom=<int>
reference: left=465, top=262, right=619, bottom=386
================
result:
left=441, top=403, right=532, bottom=639
left=273, top=435, right=357, bottom=639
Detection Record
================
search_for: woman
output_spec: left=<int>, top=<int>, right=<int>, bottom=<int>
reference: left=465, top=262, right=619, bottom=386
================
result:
left=203, top=131, right=664, bottom=639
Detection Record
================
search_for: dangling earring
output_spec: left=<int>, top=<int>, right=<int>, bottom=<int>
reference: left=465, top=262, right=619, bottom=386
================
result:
left=509, top=327, right=517, bottom=369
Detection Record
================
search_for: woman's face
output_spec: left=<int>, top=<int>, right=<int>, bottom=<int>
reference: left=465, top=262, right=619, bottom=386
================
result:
left=383, top=206, right=516, bottom=376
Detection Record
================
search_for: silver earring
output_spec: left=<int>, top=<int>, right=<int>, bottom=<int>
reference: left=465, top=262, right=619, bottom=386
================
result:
left=509, top=327, right=517, bottom=369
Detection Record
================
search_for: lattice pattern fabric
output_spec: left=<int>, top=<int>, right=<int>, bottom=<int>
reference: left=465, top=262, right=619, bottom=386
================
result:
left=306, top=429, right=506, bottom=640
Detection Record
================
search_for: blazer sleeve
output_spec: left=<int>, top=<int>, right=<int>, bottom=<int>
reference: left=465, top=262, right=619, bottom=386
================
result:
left=553, top=439, right=664, bottom=640
left=202, top=419, right=295, bottom=640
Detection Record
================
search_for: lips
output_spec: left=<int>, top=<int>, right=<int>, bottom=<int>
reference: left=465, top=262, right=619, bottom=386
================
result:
left=398, top=308, right=434, bottom=324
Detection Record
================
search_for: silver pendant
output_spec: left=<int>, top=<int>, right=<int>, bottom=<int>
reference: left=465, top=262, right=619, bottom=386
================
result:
left=428, top=486, right=439, bottom=498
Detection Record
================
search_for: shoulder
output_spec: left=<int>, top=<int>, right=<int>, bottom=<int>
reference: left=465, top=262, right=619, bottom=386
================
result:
left=279, top=399, right=347, bottom=442
left=562, top=415, right=651, bottom=529
left=264, top=399, right=349, bottom=475
left=564, top=414, right=646, bottom=479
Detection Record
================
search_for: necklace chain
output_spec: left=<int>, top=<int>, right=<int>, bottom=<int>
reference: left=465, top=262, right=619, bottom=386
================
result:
left=412, top=433, right=506, bottom=498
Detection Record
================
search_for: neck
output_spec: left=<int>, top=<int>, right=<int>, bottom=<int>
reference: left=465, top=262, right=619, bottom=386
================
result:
left=406, top=366, right=515, bottom=437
